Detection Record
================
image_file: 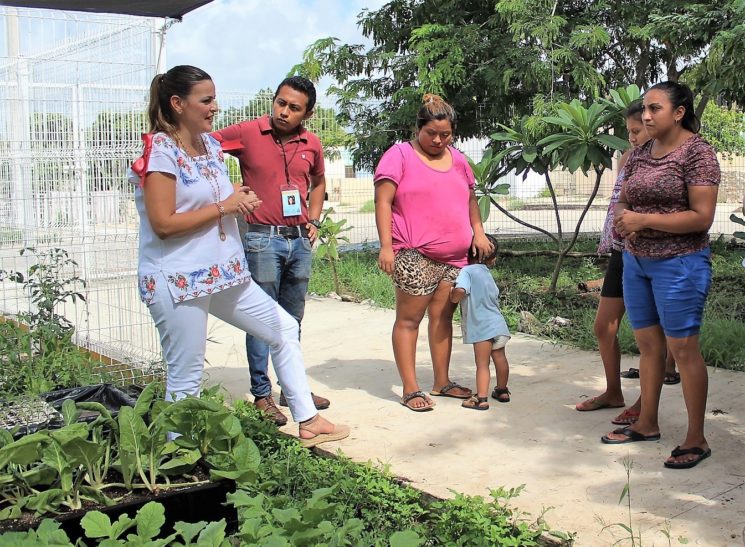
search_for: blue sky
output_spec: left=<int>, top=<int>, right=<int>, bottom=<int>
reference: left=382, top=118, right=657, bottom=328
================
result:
left=167, top=0, right=386, bottom=97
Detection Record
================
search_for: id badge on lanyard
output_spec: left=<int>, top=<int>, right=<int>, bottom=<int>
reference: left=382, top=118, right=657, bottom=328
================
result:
left=282, top=184, right=302, bottom=217
left=279, top=138, right=302, bottom=218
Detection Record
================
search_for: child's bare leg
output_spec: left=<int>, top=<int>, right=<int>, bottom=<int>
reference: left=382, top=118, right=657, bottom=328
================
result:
left=492, top=347, right=509, bottom=390
left=473, top=340, right=493, bottom=397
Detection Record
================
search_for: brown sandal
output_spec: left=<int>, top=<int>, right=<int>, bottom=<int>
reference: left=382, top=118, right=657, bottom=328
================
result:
left=462, top=395, right=489, bottom=411
left=299, top=415, right=350, bottom=448
left=400, top=390, right=435, bottom=412
left=430, top=381, right=472, bottom=399
left=491, top=387, right=511, bottom=403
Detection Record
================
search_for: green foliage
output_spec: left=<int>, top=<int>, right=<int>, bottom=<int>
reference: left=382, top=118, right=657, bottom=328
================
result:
left=0, top=247, right=108, bottom=398
left=309, top=243, right=745, bottom=371
left=308, top=251, right=394, bottom=308
left=214, top=89, right=351, bottom=160
left=1, top=501, right=228, bottom=546
left=700, top=101, right=745, bottom=156
left=86, top=110, right=148, bottom=190
left=467, top=149, right=511, bottom=223
left=293, top=1, right=744, bottom=170
left=315, top=208, right=353, bottom=295
left=0, top=385, right=261, bottom=521
left=484, top=91, right=630, bottom=291
left=232, top=403, right=553, bottom=545
left=359, top=199, right=376, bottom=213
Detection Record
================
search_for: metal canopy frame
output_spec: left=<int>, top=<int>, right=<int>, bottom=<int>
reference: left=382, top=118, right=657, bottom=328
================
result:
left=0, top=1, right=213, bottom=19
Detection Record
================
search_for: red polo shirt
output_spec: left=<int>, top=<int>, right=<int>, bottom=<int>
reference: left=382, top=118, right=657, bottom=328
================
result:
left=211, top=115, right=325, bottom=226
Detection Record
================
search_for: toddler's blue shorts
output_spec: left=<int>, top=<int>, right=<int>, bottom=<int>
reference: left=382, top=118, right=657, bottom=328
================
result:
left=622, top=248, right=711, bottom=338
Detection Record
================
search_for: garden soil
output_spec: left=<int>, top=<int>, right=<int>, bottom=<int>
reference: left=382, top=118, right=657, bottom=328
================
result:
left=204, top=295, right=745, bottom=547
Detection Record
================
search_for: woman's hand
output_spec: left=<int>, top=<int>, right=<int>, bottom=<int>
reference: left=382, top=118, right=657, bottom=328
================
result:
left=378, top=246, right=395, bottom=275
left=224, top=186, right=262, bottom=216
left=471, top=232, right=493, bottom=261
left=614, top=209, right=646, bottom=238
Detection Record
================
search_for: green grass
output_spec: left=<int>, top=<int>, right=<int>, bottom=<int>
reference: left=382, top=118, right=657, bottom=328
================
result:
left=309, top=239, right=745, bottom=371
left=359, top=199, right=376, bottom=213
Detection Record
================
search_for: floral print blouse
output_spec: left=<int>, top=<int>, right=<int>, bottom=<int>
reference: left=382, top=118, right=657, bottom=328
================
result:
left=129, top=132, right=251, bottom=305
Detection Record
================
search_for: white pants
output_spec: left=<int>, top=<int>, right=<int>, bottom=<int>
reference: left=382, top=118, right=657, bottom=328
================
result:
left=147, top=277, right=316, bottom=422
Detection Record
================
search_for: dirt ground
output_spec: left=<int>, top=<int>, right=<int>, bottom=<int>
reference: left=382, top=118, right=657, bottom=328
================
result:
left=204, top=296, right=745, bottom=546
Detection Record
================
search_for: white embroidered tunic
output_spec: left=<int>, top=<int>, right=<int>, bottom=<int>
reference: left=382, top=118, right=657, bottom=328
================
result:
left=129, top=132, right=250, bottom=305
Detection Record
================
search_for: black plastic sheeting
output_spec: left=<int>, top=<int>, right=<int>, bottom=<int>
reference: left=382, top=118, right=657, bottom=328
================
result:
left=0, top=1, right=213, bottom=19
left=43, top=383, right=138, bottom=418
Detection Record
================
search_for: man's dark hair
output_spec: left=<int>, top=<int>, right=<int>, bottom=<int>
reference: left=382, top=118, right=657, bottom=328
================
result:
left=274, top=76, right=316, bottom=112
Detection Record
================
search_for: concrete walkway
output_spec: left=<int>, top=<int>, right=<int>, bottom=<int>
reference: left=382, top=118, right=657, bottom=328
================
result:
left=204, top=296, right=745, bottom=546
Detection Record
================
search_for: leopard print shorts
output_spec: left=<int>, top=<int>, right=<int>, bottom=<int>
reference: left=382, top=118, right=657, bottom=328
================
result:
left=393, top=248, right=460, bottom=296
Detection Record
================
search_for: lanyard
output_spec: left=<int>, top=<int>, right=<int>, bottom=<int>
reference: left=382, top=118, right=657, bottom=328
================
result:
left=278, top=134, right=301, bottom=185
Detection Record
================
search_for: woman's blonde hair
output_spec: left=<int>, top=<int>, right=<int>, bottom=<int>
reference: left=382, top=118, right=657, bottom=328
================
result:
left=416, top=93, right=457, bottom=131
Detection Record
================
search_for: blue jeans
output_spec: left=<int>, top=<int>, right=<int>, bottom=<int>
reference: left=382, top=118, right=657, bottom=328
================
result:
left=244, top=231, right=312, bottom=398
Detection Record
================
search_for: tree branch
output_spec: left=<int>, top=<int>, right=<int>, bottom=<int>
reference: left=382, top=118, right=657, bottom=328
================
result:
left=564, top=167, right=604, bottom=253
left=545, top=171, right=563, bottom=242
left=489, top=198, right=559, bottom=244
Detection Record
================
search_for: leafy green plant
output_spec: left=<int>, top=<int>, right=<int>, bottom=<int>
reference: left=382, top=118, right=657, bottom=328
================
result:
left=315, top=207, right=353, bottom=295
left=598, top=456, right=688, bottom=546
left=0, top=247, right=85, bottom=340
left=233, top=402, right=558, bottom=545
left=0, top=385, right=262, bottom=521
left=483, top=87, right=634, bottom=291
left=0, top=247, right=107, bottom=398
left=0, top=501, right=228, bottom=546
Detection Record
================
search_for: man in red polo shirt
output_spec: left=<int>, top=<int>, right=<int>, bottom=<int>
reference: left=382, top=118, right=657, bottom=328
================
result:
left=212, top=76, right=330, bottom=426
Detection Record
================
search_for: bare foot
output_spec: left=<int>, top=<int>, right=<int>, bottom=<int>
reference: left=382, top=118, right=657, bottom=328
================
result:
left=402, top=392, right=434, bottom=410
left=575, top=394, right=625, bottom=411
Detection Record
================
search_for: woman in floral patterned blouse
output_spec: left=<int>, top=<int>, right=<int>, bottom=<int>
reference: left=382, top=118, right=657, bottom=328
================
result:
left=129, top=65, right=348, bottom=448
left=600, top=81, right=719, bottom=470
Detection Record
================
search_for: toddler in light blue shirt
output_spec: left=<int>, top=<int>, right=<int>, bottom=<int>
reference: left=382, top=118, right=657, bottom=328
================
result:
left=450, top=235, right=511, bottom=410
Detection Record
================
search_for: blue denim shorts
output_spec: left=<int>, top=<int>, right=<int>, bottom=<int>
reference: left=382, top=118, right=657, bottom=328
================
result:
left=622, top=248, right=711, bottom=338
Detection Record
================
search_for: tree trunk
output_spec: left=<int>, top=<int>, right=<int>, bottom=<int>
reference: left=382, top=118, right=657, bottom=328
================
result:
left=695, top=93, right=711, bottom=120
left=548, top=167, right=604, bottom=292
left=331, top=260, right=341, bottom=295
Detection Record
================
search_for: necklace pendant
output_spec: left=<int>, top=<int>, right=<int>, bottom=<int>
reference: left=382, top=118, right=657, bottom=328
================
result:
left=219, top=231, right=226, bottom=242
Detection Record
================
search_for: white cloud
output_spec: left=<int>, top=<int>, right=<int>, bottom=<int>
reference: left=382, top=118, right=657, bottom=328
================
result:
left=166, top=0, right=386, bottom=95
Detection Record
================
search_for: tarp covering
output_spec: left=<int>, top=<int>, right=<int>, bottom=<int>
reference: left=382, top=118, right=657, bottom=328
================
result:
left=0, top=1, right=213, bottom=19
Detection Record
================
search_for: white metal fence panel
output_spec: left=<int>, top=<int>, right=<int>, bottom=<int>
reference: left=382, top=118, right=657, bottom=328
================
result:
left=0, top=7, right=161, bottom=377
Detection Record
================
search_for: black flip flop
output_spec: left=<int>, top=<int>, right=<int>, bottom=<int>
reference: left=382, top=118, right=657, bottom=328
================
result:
left=601, top=426, right=661, bottom=444
left=620, top=368, right=640, bottom=379
left=663, top=372, right=681, bottom=385
left=664, top=446, right=711, bottom=469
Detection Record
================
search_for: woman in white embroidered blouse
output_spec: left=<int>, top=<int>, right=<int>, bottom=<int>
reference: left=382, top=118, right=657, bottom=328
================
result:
left=130, top=65, right=348, bottom=447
